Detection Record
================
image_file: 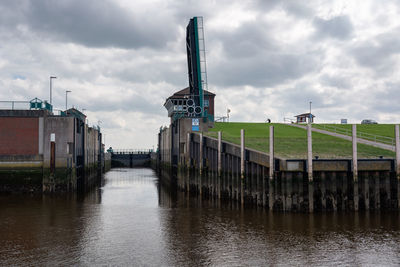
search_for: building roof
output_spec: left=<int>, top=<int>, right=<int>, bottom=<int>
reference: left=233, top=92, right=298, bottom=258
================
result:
left=295, top=112, right=315, bottom=118
left=65, top=108, right=86, bottom=121
left=166, top=87, right=215, bottom=100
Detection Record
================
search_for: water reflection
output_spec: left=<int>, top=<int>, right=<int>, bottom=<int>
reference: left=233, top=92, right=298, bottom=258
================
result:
left=0, top=168, right=399, bottom=266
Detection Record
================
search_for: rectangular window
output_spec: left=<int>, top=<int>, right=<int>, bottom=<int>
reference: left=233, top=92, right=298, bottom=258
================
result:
left=204, top=99, right=209, bottom=107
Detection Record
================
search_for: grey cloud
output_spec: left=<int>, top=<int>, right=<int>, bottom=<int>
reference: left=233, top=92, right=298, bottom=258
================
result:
left=208, top=21, right=321, bottom=88
left=210, top=51, right=320, bottom=87
left=351, top=28, right=400, bottom=73
left=111, top=60, right=187, bottom=86
left=0, top=0, right=177, bottom=49
left=214, top=22, right=276, bottom=59
left=319, top=74, right=351, bottom=89
left=253, top=0, right=314, bottom=18
left=67, top=92, right=165, bottom=116
left=362, top=82, right=400, bottom=114
left=313, top=15, right=353, bottom=40
left=275, top=83, right=324, bottom=110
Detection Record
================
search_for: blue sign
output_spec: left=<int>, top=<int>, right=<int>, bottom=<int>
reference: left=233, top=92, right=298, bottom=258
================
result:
left=192, top=118, right=199, bottom=131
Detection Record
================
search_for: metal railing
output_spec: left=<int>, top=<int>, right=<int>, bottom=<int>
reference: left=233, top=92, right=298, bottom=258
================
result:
left=0, top=98, right=53, bottom=111
left=108, top=149, right=154, bottom=154
left=314, top=124, right=395, bottom=146
left=0, top=100, right=31, bottom=110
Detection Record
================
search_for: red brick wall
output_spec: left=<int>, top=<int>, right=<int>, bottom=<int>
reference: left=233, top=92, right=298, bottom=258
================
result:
left=0, top=118, right=38, bottom=155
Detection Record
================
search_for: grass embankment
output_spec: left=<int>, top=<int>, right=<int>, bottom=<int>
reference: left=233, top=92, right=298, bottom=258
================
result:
left=205, top=122, right=395, bottom=159
left=313, top=124, right=395, bottom=140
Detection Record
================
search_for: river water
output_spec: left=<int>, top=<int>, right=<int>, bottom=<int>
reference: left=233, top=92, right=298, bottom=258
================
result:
left=1, top=168, right=399, bottom=266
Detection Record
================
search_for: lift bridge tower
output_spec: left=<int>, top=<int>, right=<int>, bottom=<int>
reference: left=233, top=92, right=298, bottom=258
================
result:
left=161, top=17, right=215, bottom=166
left=164, top=17, right=214, bottom=126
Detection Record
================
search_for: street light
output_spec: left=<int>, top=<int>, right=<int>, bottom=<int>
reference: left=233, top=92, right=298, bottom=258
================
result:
left=50, top=76, right=57, bottom=105
left=65, top=90, right=71, bottom=110
left=309, top=101, right=312, bottom=124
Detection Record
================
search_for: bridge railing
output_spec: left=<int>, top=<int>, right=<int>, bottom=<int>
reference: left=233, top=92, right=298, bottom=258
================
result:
left=108, top=149, right=154, bottom=154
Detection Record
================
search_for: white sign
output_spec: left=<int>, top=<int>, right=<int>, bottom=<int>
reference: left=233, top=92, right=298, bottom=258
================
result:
left=50, top=133, right=55, bottom=142
left=192, top=118, right=199, bottom=126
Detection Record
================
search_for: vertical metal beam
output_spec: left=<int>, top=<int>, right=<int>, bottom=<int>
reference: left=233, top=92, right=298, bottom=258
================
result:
left=307, top=123, right=313, bottom=182
left=269, top=126, right=274, bottom=180
left=352, top=124, right=358, bottom=182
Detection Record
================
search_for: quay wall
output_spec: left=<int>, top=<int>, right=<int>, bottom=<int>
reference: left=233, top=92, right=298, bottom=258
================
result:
left=157, top=125, right=400, bottom=212
left=0, top=110, right=107, bottom=193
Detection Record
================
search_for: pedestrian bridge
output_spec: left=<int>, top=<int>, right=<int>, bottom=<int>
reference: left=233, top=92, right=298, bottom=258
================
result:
left=109, top=149, right=153, bottom=168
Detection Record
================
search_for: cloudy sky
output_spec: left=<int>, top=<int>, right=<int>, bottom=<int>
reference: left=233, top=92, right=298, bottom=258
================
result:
left=1, top=0, right=400, bottom=149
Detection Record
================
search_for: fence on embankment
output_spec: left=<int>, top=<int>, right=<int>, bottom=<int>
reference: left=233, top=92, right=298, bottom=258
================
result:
left=156, top=125, right=400, bottom=212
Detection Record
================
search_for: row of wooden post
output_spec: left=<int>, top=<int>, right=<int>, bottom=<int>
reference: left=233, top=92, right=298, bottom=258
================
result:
left=187, top=124, right=400, bottom=208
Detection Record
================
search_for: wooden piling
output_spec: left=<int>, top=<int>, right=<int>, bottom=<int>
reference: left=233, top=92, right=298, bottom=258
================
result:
left=218, top=131, right=222, bottom=175
left=307, top=123, right=313, bottom=212
left=186, top=132, right=190, bottom=166
left=218, top=131, right=222, bottom=199
left=396, top=125, right=400, bottom=208
left=199, top=133, right=203, bottom=195
left=352, top=124, right=358, bottom=181
left=269, top=126, right=274, bottom=180
left=241, top=129, right=245, bottom=205
left=307, top=123, right=313, bottom=182
left=352, top=124, right=358, bottom=211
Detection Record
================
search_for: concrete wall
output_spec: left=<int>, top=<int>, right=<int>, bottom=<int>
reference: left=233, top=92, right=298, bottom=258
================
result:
left=43, top=116, right=74, bottom=168
left=159, top=126, right=172, bottom=164
left=104, top=152, right=111, bottom=172
left=86, top=126, right=100, bottom=166
left=0, top=110, right=106, bottom=193
left=159, top=117, right=210, bottom=166
left=157, top=128, right=400, bottom=212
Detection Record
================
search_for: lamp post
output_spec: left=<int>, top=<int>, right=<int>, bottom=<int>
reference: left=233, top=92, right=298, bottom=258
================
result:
left=65, top=90, right=71, bottom=110
left=309, top=101, right=312, bottom=124
left=50, top=76, right=57, bottom=105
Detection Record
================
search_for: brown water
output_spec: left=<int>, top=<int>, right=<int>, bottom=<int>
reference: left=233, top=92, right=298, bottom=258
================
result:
left=1, top=168, right=399, bottom=266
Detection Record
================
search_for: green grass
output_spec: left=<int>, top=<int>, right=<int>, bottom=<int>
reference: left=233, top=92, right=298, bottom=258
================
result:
left=205, top=122, right=395, bottom=159
left=313, top=124, right=395, bottom=137
left=313, top=124, right=396, bottom=144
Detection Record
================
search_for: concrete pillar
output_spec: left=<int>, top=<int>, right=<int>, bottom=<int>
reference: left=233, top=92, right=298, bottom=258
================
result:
left=396, top=125, right=400, bottom=178
left=240, top=129, right=245, bottom=205
left=269, top=126, right=274, bottom=180
left=217, top=131, right=222, bottom=199
left=396, top=125, right=400, bottom=208
left=218, top=131, right=222, bottom=176
left=307, top=123, right=313, bottom=182
left=241, top=129, right=245, bottom=179
left=352, top=124, right=358, bottom=181
left=352, top=124, right=359, bottom=211
left=268, top=126, right=274, bottom=211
